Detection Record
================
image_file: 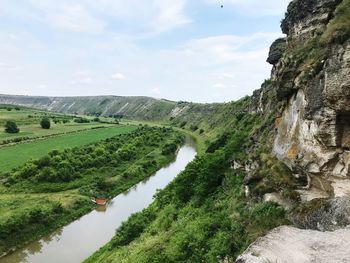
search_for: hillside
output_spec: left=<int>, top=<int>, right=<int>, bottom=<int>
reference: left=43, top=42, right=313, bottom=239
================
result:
left=0, top=95, right=178, bottom=120
left=0, top=94, right=254, bottom=139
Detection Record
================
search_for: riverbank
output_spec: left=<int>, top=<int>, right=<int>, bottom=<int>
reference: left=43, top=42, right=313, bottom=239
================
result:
left=0, top=126, right=185, bottom=259
left=0, top=142, right=197, bottom=263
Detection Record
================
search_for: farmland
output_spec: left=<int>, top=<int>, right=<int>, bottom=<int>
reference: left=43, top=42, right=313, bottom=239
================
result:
left=0, top=126, right=136, bottom=172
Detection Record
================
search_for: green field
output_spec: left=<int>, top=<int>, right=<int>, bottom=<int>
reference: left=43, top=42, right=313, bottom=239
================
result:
left=0, top=125, right=136, bottom=172
left=0, top=123, right=118, bottom=142
left=0, top=107, right=71, bottom=125
left=0, top=106, right=120, bottom=144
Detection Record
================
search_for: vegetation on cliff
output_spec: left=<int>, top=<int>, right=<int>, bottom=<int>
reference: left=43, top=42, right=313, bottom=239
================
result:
left=85, top=106, right=291, bottom=263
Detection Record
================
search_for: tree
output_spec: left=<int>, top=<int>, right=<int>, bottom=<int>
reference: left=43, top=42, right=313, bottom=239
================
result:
left=4, top=121, right=19, bottom=133
left=40, top=117, right=51, bottom=129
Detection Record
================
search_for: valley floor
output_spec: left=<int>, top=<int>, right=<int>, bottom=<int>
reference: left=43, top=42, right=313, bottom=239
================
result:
left=0, top=126, right=184, bottom=258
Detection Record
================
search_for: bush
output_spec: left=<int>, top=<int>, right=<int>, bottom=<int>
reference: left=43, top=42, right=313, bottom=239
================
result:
left=179, top=121, right=187, bottom=128
left=40, top=117, right=51, bottom=129
left=74, top=118, right=90, bottom=123
left=4, top=121, right=19, bottom=134
left=190, top=125, right=198, bottom=131
left=162, top=143, right=177, bottom=155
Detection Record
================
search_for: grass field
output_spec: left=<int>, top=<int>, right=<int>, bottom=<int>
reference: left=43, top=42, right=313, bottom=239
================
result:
left=0, top=123, right=118, bottom=142
left=0, top=125, right=136, bottom=172
left=0, top=106, right=120, bottom=143
left=0, top=107, right=72, bottom=125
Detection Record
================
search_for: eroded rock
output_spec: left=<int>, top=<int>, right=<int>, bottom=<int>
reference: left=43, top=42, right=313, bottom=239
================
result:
left=236, top=225, right=350, bottom=263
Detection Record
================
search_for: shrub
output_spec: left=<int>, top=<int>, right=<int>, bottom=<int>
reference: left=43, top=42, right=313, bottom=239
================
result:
left=4, top=121, right=19, bottom=133
left=74, top=117, right=90, bottom=123
left=190, top=125, right=198, bottom=131
left=179, top=121, right=187, bottom=128
left=40, top=117, right=51, bottom=129
left=162, top=143, right=177, bottom=155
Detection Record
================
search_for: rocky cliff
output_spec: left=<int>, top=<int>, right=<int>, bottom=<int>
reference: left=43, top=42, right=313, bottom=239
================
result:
left=237, top=0, right=350, bottom=261
left=272, top=0, right=350, bottom=194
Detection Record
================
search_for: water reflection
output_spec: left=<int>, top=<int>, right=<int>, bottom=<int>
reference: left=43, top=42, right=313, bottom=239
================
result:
left=0, top=142, right=196, bottom=263
left=95, top=205, right=107, bottom=213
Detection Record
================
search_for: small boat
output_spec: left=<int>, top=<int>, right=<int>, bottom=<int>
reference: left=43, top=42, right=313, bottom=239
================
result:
left=91, top=197, right=108, bottom=206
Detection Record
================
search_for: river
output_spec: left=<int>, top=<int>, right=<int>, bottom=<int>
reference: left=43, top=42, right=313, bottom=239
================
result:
left=0, top=141, right=197, bottom=263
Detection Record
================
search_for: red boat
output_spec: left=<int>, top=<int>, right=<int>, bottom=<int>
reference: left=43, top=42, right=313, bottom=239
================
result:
left=91, top=197, right=107, bottom=206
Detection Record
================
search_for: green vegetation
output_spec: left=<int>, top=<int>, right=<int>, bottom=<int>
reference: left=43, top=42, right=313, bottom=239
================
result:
left=85, top=112, right=288, bottom=263
left=0, top=126, right=184, bottom=255
left=0, top=126, right=136, bottom=172
left=321, top=0, right=350, bottom=45
left=0, top=105, right=73, bottom=126
left=74, top=117, right=90, bottom=123
left=0, top=106, right=120, bottom=146
left=40, top=117, right=51, bottom=129
left=4, top=121, right=19, bottom=134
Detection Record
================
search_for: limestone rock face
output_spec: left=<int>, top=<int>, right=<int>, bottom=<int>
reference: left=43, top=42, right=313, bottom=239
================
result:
left=235, top=225, right=350, bottom=263
left=281, top=0, right=342, bottom=40
left=289, top=197, right=350, bottom=231
left=272, top=0, right=350, bottom=182
left=266, top=38, right=287, bottom=65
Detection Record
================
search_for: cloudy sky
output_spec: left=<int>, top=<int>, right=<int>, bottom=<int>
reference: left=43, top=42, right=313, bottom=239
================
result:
left=0, top=0, right=291, bottom=103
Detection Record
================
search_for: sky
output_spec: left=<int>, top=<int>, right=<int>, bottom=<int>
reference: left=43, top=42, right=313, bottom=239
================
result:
left=0, top=0, right=291, bottom=103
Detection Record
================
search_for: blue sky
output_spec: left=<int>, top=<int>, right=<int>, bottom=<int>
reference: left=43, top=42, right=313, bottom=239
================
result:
left=0, top=0, right=291, bottom=103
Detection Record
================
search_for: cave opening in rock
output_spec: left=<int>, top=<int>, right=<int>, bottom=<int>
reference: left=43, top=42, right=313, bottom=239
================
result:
left=337, top=112, right=350, bottom=150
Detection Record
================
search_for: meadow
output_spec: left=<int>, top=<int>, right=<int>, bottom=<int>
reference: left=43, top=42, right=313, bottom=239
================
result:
left=0, top=126, right=136, bottom=172
left=0, top=106, right=119, bottom=144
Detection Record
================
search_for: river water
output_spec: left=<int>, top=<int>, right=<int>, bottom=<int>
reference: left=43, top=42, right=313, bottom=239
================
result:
left=0, top=142, right=197, bottom=263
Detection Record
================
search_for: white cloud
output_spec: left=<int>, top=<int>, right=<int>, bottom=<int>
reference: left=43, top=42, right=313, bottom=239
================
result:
left=111, top=72, right=125, bottom=80
left=213, top=83, right=226, bottom=89
left=36, top=84, right=47, bottom=90
left=151, top=87, right=161, bottom=94
left=183, top=32, right=281, bottom=64
left=7, top=0, right=190, bottom=35
left=0, top=62, right=21, bottom=71
left=221, top=73, right=234, bottom=79
left=71, top=71, right=93, bottom=85
left=46, top=4, right=105, bottom=33
left=150, top=0, right=191, bottom=33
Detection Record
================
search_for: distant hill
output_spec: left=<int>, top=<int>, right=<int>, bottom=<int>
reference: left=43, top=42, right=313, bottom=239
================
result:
left=0, top=94, right=258, bottom=138
left=0, top=95, right=180, bottom=120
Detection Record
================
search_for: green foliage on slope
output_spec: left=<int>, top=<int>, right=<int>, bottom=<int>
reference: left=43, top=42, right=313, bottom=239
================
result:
left=85, top=111, right=288, bottom=263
